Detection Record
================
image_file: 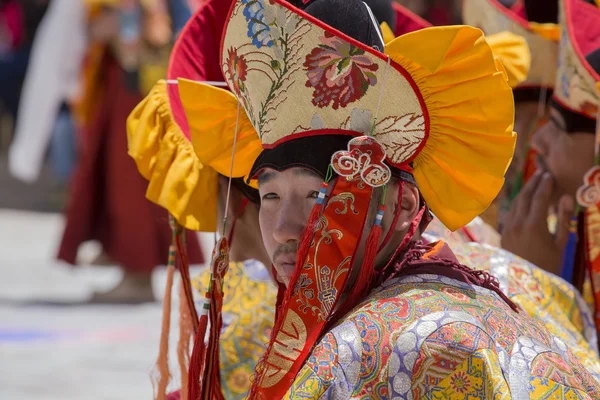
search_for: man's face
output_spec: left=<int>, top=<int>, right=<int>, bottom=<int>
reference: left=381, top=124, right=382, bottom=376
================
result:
left=531, top=107, right=595, bottom=204
left=257, top=168, right=324, bottom=286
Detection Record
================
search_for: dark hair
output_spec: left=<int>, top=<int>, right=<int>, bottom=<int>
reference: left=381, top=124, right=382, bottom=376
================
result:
left=231, top=177, right=261, bottom=205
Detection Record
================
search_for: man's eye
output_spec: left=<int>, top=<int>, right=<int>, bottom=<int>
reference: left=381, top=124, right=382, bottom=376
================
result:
left=308, top=191, right=322, bottom=199
left=262, top=193, right=279, bottom=201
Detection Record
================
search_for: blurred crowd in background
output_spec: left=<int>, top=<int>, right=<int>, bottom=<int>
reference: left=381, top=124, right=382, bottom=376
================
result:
left=0, top=0, right=48, bottom=152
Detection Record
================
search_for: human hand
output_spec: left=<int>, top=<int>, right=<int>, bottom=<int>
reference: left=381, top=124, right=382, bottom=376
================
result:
left=501, top=170, right=575, bottom=275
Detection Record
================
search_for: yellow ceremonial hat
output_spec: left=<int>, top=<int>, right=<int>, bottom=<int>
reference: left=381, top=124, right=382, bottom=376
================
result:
left=178, top=0, right=516, bottom=231
left=463, top=0, right=558, bottom=97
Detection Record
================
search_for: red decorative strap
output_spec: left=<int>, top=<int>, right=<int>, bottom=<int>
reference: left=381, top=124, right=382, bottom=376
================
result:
left=250, top=177, right=373, bottom=399
left=187, top=238, right=230, bottom=400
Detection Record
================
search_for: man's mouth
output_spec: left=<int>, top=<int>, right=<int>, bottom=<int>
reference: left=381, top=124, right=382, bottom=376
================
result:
left=276, top=259, right=297, bottom=271
left=274, top=255, right=297, bottom=285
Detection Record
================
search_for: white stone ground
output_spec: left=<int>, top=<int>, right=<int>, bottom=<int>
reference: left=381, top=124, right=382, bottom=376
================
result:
left=0, top=210, right=212, bottom=400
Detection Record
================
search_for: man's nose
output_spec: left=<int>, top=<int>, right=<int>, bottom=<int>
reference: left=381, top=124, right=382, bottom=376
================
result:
left=272, top=198, right=308, bottom=245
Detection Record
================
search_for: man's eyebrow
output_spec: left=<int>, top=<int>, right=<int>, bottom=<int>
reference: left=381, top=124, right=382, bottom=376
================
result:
left=257, top=171, right=276, bottom=186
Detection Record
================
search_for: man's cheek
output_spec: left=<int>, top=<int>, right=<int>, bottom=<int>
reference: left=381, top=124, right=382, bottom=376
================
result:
left=259, top=220, right=276, bottom=263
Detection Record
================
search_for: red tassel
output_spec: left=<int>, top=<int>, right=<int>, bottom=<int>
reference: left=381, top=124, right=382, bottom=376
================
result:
left=178, top=281, right=192, bottom=400
left=355, top=206, right=384, bottom=297
left=187, top=299, right=210, bottom=400
left=202, top=301, right=225, bottom=400
left=175, top=232, right=199, bottom=333
left=336, top=205, right=384, bottom=319
left=189, top=238, right=229, bottom=400
left=152, top=253, right=175, bottom=400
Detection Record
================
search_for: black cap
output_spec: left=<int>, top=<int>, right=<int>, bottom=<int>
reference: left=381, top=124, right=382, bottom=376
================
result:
left=303, top=0, right=385, bottom=51
left=523, top=0, right=559, bottom=24
left=301, top=0, right=396, bottom=30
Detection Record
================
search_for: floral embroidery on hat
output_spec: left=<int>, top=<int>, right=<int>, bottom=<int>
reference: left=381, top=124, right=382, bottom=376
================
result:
left=225, top=48, right=248, bottom=96
left=233, top=1, right=310, bottom=136
left=304, top=32, right=379, bottom=110
left=242, top=0, right=275, bottom=48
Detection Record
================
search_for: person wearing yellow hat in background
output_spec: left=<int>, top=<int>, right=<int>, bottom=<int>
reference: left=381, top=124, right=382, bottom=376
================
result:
left=178, top=0, right=600, bottom=398
left=130, top=78, right=276, bottom=398
left=127, top=0, right=278, bottom=398
left=459, top=0, right=560, bottom=237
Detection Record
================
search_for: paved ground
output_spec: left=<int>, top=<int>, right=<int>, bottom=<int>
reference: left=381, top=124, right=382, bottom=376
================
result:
left=0, top=209, right=211, bottom=400
left=0, top=151, right=65, bottom=213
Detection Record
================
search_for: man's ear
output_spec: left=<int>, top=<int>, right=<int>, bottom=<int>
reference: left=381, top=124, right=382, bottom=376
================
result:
left=395, top=183, right=420, bottom=233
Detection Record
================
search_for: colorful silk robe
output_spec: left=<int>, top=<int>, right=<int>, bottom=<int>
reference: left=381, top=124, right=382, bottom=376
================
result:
left=284, top=242, right=600, bottom=399
left=424, top=219, right=600, bottom=371
left=194, top=259, right=276, bottom=399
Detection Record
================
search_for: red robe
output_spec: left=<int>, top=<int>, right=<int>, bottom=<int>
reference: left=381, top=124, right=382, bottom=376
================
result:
left=58, top=52, right=203, bottom=272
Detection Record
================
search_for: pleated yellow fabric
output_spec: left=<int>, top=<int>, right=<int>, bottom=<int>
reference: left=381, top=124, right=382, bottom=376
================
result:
left=385, top=26, right=516, bottom=230
left=175, top=26, right=516, bottom=232
left=127, top=80, right=219, bottom=232
left=177, top=78, right=262, bottom=182
left=383, top=25, right=531, bottom=89
left=486, top=31, right=531, bottom=88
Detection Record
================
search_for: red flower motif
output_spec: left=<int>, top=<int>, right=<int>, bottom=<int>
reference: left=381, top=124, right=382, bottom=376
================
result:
left=450, top=371, right=472, bottom=393
left=304, top=32, right=379, bottom=110
left=225, top=47, right=248, bottom=95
